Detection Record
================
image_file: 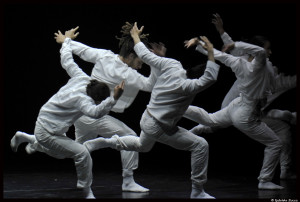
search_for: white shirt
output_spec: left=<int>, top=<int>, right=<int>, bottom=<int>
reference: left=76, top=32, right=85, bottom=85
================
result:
left=70, top=41, right=156, bottom=113
left=134, top=42, right=220, bottom=132
left=219, top=32, right=296, bottom=109
left=196, top=40, right=270, bottom=102
left=37, top=38, right=116, bottom=135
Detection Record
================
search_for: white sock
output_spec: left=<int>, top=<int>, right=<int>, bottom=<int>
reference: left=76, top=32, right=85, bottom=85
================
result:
left=82, top=187, right=95, bottom=199
left=10, top=131, right=35, bottom=152
left=258, top=181, right=284, bottom=190
left=25, top=143, right=36, bottom=154
left=190, top=187, right=215, bottom=199
left=122, top=175, right=149, bottom=192
left=83, top=137, right=114, bottom=153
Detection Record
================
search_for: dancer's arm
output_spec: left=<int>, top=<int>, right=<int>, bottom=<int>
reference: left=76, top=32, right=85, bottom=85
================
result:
left=131, top=22, right=176, bottom=72
left=212, top=13, right=244, bottom=56
left=183, top=36, right=220, bottom=93
left=62, top=26, right=111, bottom=64
left=78, top=81, right=124, bottom=118
left=55, top=30, right=88, bottom=78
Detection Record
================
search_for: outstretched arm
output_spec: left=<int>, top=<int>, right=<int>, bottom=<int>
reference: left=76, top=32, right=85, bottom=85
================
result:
left=183, top=36, right=220, bottom=93
left=60, top=26, right=110, bottom=64
left=185, top=36, right=266, bottom=74
left=79, top=81, right=125, bottom=119
left=54, top=31, right=87, bottom=78
left=131, top=22, right=173, bottom=71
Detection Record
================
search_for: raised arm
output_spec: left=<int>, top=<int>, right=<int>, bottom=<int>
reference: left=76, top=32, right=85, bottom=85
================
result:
left=131, top=22, right=172, bottom=71
left=183, top=36, right=220, bottom=93
left=54, top=31, right=87, bottom=78
left=194, top=39, right=266, bottom=74
left=62, top=26, right=110, bottom=64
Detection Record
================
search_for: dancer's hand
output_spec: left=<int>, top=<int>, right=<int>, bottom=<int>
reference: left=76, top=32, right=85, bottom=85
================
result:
left=130, top=22, right=143, bottom=44
left=184, top=37, right=200, bottom=49
left=113, top=81, right=125, bottom=100
left=199, top=36, right=213, bottom=52
left=199, top=36, right=214, bottom=62
left=54, top=30, right=66, bottom=44
left=212, top=13, right=225, bottom=35
left=150, top=42, right=167, bottom=57
left=65, top=26, right=80, bottom=40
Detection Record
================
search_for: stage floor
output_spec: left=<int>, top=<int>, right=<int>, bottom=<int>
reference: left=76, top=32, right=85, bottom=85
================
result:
left=3, top=167, right=298, bottom=200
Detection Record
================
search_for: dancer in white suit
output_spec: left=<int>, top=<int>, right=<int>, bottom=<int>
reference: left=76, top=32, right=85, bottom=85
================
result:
left=11, top=30, right=124, bottom=198
left=83, top=22, right=220, bottom=199
left=183, top=19, right=295, bottom=189
left=190, top=13, right=297, bottom=180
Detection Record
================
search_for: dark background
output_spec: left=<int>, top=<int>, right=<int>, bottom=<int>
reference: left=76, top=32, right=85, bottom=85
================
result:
left=3, top=2, right=297, bottom=180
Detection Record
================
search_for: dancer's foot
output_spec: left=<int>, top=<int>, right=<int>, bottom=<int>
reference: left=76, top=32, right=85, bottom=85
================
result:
left=82, top=187, right=95, bottom=199
left=83, top=137, right=108, bottom=153
left=190, top=188, right=215, bottom=199
left=122, top=176, right=149, bottom=192
left=189, top=124, right=213, bottom=135
left=25, top=143, right=36, bottom=154
left=258, top=182, right=284, bottom=190
left=10, top=131, right=32, bottom=152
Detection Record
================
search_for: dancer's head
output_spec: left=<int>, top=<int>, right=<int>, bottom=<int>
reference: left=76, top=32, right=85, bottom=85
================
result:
left=186, top=63, right=207, bottom=79
left=86, top=80, right=110, bottom=104
left=249, top=35, right=272, bottom=58
left=116, top=22, right=149, bottom=70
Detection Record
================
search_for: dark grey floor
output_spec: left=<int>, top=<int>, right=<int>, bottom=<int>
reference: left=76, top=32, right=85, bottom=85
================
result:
left=3, top=167, right=298, bottom=200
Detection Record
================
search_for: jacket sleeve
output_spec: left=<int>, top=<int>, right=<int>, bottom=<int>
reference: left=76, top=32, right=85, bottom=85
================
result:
left=70, top=40, right=110, bottom=64
left=134, top=42, right=175, bottom=72
left=196, top=41, right=266, bottom=75
left=78, top=96, right=116, bottom=119
left=182, top=61, right=220, bottom=94
left=60, top=38, right=88, bottom=78
left=123, top=65, right=158, bottom=92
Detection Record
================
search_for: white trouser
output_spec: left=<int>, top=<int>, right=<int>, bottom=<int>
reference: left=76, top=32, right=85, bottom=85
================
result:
left=261, top=117, right=292, bottom=171
left=32, top=122, right=92, bottom=189
left=185, top=97, right=282, bottom=182
left=74, top=115, right=138, bottom=177
left=110, top=110, right=209, bottom=188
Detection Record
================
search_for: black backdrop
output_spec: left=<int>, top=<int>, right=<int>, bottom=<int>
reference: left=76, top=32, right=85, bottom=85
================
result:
left=3, top=2, right=297, bottom=178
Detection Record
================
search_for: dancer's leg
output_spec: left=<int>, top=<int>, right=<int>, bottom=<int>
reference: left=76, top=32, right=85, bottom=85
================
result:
left=34, top=123, right=95, bottom=198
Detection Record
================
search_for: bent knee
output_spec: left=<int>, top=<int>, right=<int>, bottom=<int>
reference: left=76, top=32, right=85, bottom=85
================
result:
left=73, top=146, right=92, bottom=162
left=194, top=137, right=209, bottom=151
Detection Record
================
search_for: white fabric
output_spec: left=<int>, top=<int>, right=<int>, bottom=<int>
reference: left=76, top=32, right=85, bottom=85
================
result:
left=219, top=32, right=296, bottom=109
left=70, top=41, right=156, bottom=113
left=107, top=41, right=219, bottom=187
left=70, top=40, right=157, bottom=175
left=219, top=33, right=296, bottom=172
left=33, top=122, right=92, bottom=188
left=111, top=110, right=209, bottom=187
left=184, top=97, right=282, bottom=182
left=184, top=40, right=292, bottom=182
left=37, top=38, right=116, bottom=135
left=134, top=42, right=220, bottom=132
left=74, top=115, right=138, bottom=176
left=31, top=38, right=117, bottom=189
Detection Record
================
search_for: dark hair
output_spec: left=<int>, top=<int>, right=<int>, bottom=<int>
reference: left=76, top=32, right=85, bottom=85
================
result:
left=86, top=80, right=110, bottom=104
left=116, top=22, right=149, bottom=58
left=186, top=63, right=207, bottom=79
left=248, top=35, right=270, bottom=48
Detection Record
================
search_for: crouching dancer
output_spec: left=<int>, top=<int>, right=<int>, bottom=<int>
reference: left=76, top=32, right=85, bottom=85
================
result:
left=10, top=30, right=124, bottom=198
left=83, top=22, right=220, bottom=199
